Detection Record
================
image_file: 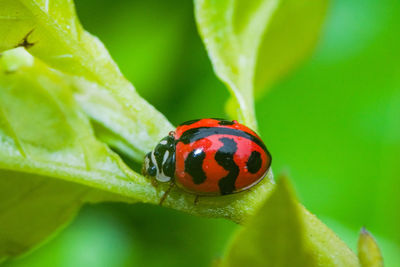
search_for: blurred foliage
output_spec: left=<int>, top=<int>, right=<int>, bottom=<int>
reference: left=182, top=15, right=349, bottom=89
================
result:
left=4, top=203, right=237, bottom=267
left=221, top=178, right=358, bottom=267
left=195, top=0, right=328, bottom=129
left=3, top=0, right=400, bottom=266
left=257, top=0, right=400, bottom=265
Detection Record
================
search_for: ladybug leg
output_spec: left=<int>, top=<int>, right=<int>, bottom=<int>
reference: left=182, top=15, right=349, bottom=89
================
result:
left=193, top=195, right=200, bottom=205
left=150, top=178, right=158, bottom=188
left=159, top=182, right=175, bottom=206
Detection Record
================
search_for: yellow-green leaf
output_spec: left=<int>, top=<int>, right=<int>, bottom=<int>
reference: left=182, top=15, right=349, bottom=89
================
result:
left=0, top=0, right=173, bottom=160
left=194, top=0, right=328, bottom=129
left=0, top=48, right=147, bottom=260
left=220, top=177, right=359, bottom=267
left=358, top=228, right=384, bottom=267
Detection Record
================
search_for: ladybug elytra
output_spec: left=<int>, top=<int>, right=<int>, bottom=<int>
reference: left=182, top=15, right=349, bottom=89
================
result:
left=143, top=118, right=272, bottom=203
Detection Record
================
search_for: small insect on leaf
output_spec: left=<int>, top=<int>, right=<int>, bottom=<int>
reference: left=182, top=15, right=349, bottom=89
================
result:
left=358, top=228, right=384, bottom=267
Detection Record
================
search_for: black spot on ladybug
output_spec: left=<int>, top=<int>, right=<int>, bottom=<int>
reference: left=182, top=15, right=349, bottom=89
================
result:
left=185, top=149, right=207, bottom=184
left=154, top=143, right=168, bottom=172
left=218, top=120, right=235, bottom=126
left=145, top=152, right=157, bottom=176
left=179, top=119, right=201, bottom=126
left=247, top=151, right=262, bottom=174
left=153, top=136, right=176, bottom=178
left=178, top=127, right=268, bottom=153
left=163, top=152, right=176, bottom=178
left=215, top=137, right=239, bottom=195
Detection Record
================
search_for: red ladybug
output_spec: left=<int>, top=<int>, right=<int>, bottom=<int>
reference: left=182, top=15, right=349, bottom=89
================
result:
left=143, top=118, right=271, bottom=203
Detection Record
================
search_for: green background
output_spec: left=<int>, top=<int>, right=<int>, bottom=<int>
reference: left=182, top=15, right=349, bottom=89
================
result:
left=5, top=0, right=400, bottom=266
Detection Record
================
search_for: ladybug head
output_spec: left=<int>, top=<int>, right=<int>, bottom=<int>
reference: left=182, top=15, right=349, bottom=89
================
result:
left=142, top=135, right=176, bottom=183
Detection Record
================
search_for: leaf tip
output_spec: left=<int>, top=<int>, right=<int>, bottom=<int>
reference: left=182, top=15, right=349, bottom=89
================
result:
left=358, top=227, right=384, bottom=267
left=360, top=226, right=368, bottom=235
left=275, top=173, right=296, bottom=198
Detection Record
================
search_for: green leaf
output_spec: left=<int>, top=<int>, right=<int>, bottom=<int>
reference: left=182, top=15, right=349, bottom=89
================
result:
left=0, top=47, right=277, bottom=259
left=0, top=0, right=173, bottom=160
left=0, top=49, right=118, bottom=258
left=0, top=0, right=276, bottom=225
left=194, top=0, right=328, bottom=129
left=358, top=228, right=384, bottom=267
left=220, top=177, right=359, bottom=267
left=0, top=0, right=278, bottom=222
left=0, top=48, right=150, bottom=260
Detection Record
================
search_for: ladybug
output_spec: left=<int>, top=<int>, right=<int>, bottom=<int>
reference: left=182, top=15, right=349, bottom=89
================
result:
left=143, top=118, right=272, bottom=204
